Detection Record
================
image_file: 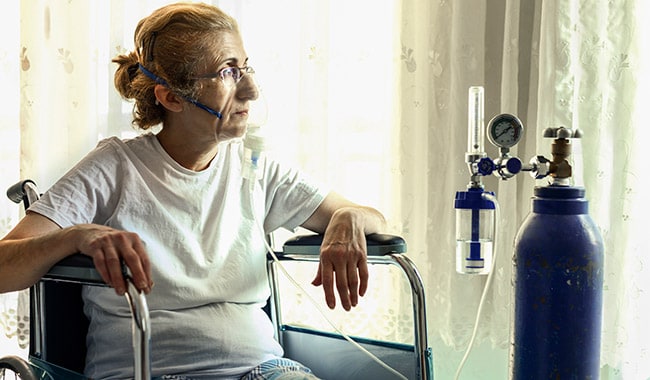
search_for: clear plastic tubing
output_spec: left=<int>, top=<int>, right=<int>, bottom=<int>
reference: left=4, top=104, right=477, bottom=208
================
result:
left=467, top=86, right=485, bottom=155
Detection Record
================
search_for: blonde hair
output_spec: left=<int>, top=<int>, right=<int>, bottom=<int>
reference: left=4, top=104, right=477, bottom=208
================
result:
left=113, top=2, right=239, bottom=129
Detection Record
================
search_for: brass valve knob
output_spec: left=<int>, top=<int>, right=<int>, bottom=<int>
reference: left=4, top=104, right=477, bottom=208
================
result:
left=542, top=126, right=582, bottom=181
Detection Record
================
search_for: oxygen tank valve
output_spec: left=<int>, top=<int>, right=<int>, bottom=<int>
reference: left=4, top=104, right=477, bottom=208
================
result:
left=543, top=127, right=583, bottom=185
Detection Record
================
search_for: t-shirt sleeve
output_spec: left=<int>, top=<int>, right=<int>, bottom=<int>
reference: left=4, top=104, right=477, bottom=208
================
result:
left=262, top=160, right=328, bottom=233
left=27, top=138, right=122, bottom=228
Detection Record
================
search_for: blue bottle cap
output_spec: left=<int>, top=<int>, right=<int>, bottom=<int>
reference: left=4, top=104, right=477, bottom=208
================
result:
left=454, top=188, right=495, bottom=210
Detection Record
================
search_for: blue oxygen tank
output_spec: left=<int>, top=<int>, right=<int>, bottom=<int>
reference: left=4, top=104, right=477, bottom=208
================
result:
left=511, top=184, right=604, bottom=378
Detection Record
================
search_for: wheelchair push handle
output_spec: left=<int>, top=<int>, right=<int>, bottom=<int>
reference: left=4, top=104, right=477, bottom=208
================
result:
left=7, top=179, right=39, bottom=206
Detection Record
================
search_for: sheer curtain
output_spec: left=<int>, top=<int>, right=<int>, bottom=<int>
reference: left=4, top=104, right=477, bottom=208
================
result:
left=396, top=1, right=533, bottom=377
left=549, top=1, right=650, bottom=377
left=0, top=1, right=27, bottom=359
left=0, top=0, right=402, bottom=361
left=398, top=0, right=649, bottom=379
left=1, top=1, right=648, bottom=379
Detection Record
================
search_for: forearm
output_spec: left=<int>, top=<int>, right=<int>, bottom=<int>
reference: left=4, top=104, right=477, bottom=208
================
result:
left=0, top=228, right=77, bottom=293
left=1, top=221, right=153, bottom=295
left=302, top=192, right=386, bottom=235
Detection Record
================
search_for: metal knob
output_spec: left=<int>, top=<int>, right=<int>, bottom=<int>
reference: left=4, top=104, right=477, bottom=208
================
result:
left=529, top=155, right=551, bottom=179
left=543, top=126, right=583, bottom=139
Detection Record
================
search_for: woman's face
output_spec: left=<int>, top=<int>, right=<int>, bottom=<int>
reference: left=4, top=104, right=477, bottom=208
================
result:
left=192, top=31, right=258, bottom=141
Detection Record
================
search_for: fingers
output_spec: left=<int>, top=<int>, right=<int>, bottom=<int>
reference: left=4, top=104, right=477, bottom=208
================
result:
left=313, top=244, right=368, bottom=311
left=358, top=259, right=369, bottom=298
left=319, top=260, right=337, bottom=310
left=339, top=256, right=369, bottom=310
left=311, top=263, right=323, bottom=287
left=124, top=237, right=153, bottom=293
left=337, top=263, right=354, bottom=311
left=102, top=244, right=126, bottom=294
left=78, top=226, right=152, bottom=295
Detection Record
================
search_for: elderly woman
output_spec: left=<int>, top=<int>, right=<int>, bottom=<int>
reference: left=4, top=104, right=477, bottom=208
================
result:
left=0, top=2, right=385, bottom=379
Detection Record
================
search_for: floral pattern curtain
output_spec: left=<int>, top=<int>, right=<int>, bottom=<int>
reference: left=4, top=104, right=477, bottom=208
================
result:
left=1, top=0, right=403, bottom=361
left=0, top=1, right=27, bottom=359
left=545, top=1, right=650, bottom=377
left=398, top=0, right=649, bottom=378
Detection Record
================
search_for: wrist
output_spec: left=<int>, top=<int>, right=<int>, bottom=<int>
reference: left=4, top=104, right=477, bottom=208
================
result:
left=330, top=206, right=385, bottom=235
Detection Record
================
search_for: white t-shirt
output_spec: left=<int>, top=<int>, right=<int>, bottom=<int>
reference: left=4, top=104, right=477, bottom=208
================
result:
left=29, top=133, right=327, bottom=379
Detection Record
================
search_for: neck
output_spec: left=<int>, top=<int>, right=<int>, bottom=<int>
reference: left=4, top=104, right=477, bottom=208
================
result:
left=156, top=127, right=219, bottom=171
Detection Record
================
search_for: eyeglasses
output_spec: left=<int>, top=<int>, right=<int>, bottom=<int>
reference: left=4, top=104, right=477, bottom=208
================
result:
left=192, top=66, right=255, bottom=87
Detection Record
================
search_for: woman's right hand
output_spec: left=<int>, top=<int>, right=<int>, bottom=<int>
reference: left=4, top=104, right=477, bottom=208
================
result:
left=1, top=213, right=151, bottom=294
left=71, top=224, right=153, bottom=295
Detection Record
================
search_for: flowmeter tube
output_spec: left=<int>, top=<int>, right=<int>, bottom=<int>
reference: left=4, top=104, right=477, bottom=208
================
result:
left=467, top=86, right=485, bottom=154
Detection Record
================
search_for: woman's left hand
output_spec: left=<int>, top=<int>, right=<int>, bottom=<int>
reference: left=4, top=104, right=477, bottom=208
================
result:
left=311, top=208, right=369, bottom=311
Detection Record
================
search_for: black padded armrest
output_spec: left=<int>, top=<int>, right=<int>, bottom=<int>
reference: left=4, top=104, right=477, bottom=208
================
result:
left=43, top=254, right=107, bottom=285
left=282, top=233, right=406, bottom=256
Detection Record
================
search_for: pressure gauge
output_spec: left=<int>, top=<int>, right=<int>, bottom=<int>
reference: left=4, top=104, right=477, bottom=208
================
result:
left=487, top=113, right=523, bottom=148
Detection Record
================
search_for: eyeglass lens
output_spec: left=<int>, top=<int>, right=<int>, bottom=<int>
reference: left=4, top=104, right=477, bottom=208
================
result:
left=220, top=67, right=253, bottom=87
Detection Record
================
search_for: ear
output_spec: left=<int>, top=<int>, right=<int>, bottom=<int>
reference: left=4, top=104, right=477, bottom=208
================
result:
left=154, top=84, right=184, bottom=112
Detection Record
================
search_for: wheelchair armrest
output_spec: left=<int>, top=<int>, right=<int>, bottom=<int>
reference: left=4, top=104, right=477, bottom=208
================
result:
left=43, top=254, right=107, bottom=285
left=282, top=233, right=406, bottom=256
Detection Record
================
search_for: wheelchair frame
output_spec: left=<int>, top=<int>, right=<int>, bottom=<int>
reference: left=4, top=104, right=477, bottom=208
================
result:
left=1, top=180, right=433, bottom=380
left=270, top=234, right=432, bottom=379
left=4, top=180, right=151, bottom=380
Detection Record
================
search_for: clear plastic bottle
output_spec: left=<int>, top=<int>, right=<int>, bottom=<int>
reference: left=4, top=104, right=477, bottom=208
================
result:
left=454, top=189, right=495, bottom=275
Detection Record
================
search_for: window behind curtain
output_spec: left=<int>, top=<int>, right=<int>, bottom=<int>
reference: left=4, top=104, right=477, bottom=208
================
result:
left=0, top=0, right=404, bottom=358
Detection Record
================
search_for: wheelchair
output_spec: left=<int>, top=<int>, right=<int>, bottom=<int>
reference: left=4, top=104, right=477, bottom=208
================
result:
left=0, top=180, right=433, bottom=380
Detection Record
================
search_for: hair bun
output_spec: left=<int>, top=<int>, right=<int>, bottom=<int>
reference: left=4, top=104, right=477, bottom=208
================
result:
left=127, top=61, right=140, bottom=81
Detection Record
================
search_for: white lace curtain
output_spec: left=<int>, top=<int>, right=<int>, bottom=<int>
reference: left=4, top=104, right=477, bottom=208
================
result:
left=1, top=1, right=648, bottom=379
left=0, top=0, right=401, bottom=361
left=396, top=0, right=649, bottom=378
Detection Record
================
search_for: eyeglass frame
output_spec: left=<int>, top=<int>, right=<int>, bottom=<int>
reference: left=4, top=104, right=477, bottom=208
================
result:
left=191, top=66, right=255, bottom=86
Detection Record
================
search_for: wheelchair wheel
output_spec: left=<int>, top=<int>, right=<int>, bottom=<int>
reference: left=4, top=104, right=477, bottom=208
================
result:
left=0, top=356, right=37, bottom=380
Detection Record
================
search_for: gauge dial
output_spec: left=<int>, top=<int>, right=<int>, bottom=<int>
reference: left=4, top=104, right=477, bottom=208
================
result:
left=487, top=113, right=523, bottom=148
